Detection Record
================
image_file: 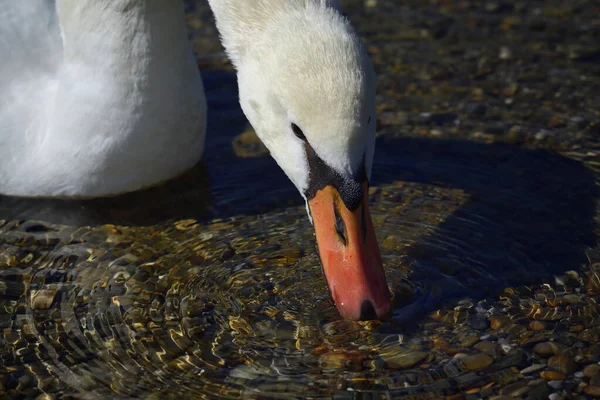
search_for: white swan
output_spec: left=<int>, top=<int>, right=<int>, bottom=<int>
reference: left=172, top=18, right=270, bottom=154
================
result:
left=0, top=0, right=206, bottom=196
left=0, top=0, right=391, bottom=320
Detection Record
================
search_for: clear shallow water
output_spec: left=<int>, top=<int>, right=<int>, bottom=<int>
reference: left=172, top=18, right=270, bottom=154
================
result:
left=1, top=130, right=598, bottom=398
left=1, top=0, right=600, bottom=398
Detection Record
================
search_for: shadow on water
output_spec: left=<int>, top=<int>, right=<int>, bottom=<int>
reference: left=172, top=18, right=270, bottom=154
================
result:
left=0, top=70, right=597, bottom=329
left=372, top=136, right=599, bottom=329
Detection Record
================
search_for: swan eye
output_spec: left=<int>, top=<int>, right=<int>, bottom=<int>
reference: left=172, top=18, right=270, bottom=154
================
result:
left=291, top=123, right=307, bottom=141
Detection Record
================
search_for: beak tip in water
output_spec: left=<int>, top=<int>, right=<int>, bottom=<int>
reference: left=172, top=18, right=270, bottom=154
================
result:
left=308, top=182, right=393, bottom=322
left=359, top=299, right=377, bottom=320
left=335, top=287, right=392, bottom=321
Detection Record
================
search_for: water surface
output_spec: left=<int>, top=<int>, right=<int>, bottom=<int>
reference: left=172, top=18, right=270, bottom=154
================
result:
left=1, top=0, right=600, bottom=398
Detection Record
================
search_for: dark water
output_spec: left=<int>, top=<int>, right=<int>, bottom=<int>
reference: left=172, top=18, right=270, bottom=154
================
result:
left=1, top=0, right=600, bottom=399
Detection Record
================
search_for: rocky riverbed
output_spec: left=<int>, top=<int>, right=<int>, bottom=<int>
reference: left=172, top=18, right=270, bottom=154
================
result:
left=0, top=0, right=599, bottom=399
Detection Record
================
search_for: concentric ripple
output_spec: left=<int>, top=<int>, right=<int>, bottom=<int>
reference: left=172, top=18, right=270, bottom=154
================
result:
left=1, top=136, right=597, bottom=398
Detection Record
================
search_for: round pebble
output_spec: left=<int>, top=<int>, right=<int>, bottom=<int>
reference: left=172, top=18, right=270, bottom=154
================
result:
left=461, top=335, right=479, bottom=348
left=533, top=342, right=565, bottom=358
left=584, top=385, right=600, bottom=397
left=583, top=364, right=600, bottom=378
left=548, top=355, right=578, bottom=374
left=474, top=340, right=497, bottom=354
left=520, top=363, right=546, bottom=375
left=529, top=321, right=546, bottom=331
left=547, top=380, right=563, bottom=390
left=381, top=350, right=428, bottom=370
left=540, top=371, right=566, bottom=381
left=489, top=315, right=511, bottom=330
left=461, top=353, right=494, bottom=370
left=570, top=325, right=585, bottom=332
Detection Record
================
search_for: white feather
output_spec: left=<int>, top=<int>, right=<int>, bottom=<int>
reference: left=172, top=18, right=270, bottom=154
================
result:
left=0, top=0, right=206, bottom=197
left=209, top=0, right=376, bottom=194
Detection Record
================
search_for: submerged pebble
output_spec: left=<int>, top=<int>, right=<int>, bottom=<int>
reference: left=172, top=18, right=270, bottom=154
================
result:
left=541, top=371, right=566, bottom=381
left=30, top=289, right=58, bottom=310
left=520, top=363, right=546, bottom=375
left=548, top=355, right=578, bottom=374
left=584, top=364, right=600, bottom=378
left=381, top=349, right=428, bottom=369
left=461, top=353, right=494, bottom=370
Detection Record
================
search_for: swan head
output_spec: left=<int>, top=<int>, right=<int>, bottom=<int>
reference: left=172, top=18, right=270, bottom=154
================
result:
left=235, top=5, right=391, bottom=320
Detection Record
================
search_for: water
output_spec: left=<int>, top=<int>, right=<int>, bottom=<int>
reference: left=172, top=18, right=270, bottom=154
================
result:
left=1, top=0, right=600, bottom=398
left=1, top=134, right=598, bottom=398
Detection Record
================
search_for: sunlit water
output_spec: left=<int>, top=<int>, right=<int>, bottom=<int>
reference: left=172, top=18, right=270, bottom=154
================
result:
left=1, top=1, right=600, bottom=399
left=1, top=112, right=598, bottom=398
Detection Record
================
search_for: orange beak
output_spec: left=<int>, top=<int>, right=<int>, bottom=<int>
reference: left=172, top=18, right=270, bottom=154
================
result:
left=308, top=181, right=391, bottom=320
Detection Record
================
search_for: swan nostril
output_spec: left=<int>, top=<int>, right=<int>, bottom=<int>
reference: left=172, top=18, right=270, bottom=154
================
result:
left=359, top=300, right=377, bottom=320
left=334, top=205, right=346, bottom=245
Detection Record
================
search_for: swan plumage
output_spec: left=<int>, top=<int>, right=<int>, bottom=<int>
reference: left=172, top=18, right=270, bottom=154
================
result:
left=0, top=0, right=206, bottom=197
left=208, top=0, right=374, bottom=193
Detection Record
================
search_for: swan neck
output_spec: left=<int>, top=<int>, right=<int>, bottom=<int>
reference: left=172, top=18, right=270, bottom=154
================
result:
left=208, top=0, right=340, bottom=66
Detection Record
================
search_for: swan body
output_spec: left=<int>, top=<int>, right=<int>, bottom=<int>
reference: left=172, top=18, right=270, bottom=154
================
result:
left=1, top=0, right=391, bottom=320
left=0, top=0, right=206, bottom=196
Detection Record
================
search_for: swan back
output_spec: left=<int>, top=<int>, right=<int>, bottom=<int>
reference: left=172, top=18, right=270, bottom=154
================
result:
left=0, top=1, right=62, bottom=187
left=0, top=0, right=206, bottom=197
left=0, top=1, right=62, bottom=84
